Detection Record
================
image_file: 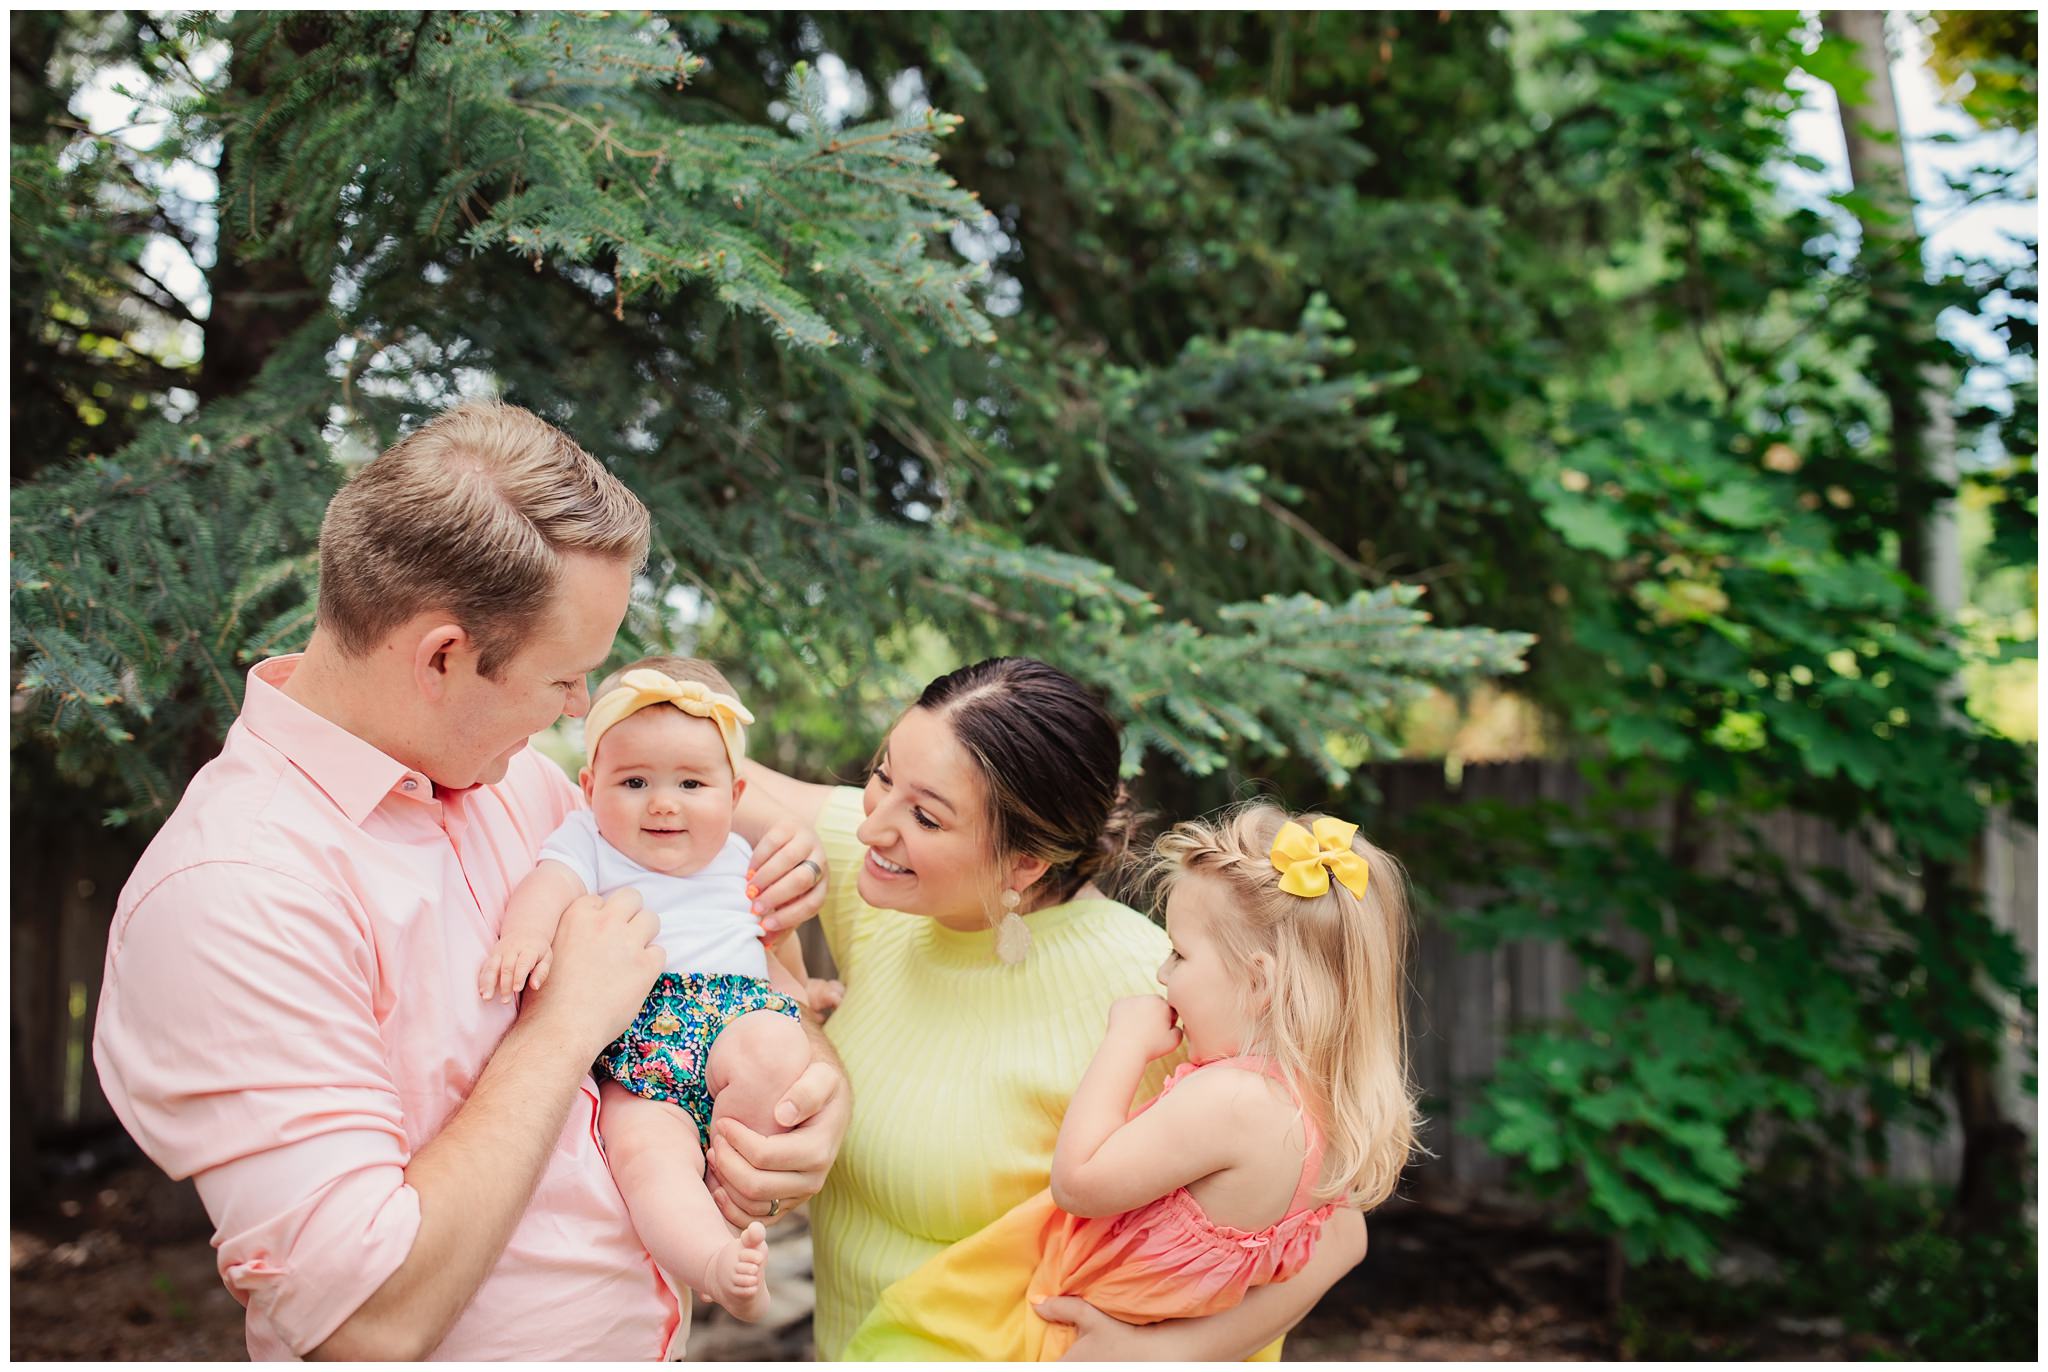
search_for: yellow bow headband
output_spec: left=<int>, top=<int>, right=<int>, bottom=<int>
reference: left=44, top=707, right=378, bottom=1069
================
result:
left=582, top=668, right=756, bottom=774
left=1269, top=817, right=1372, bottom=899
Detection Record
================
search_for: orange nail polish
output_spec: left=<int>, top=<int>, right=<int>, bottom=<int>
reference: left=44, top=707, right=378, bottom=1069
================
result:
left=747, top=885, right=759, bottom=898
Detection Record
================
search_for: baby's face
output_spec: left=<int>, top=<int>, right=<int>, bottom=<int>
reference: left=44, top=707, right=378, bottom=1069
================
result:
left=581, top=706, right=743, bottom=876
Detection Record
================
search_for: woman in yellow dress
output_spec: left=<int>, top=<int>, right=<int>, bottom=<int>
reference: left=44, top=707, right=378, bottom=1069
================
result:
left=724, top=657, right=1367, bottom=1359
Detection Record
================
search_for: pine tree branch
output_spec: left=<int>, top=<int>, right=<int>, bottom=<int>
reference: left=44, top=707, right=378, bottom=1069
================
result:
left=44, top=320, right=197, bottom=391
left=1257, top=493, right=1377, bottom=582
left=124, top=261, right=206, bottom=328
left=913, top=575, right=1047, bottom=629
left=516, top=99, right=668, bottom=160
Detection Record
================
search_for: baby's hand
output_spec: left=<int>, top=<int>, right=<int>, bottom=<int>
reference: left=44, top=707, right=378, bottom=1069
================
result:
left=479, top=935, right=555, bottom=1004
left=1106, top=995, right=1182, bottom=1061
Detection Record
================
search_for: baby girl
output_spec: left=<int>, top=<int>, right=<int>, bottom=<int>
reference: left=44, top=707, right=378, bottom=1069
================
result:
left=479, top=655, right=812, bottom=1321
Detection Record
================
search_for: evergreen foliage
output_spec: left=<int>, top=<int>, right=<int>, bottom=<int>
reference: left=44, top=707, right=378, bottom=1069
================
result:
left=12, top=10, right=1531, bottom=830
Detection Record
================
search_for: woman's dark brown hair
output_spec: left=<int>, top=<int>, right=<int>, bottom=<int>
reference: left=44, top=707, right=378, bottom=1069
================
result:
left=910, top=657, right=1139, bottom=904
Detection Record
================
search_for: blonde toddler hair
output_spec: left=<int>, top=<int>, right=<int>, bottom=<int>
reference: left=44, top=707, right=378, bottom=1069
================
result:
left=1150, top=802, right=1421, bottom=1210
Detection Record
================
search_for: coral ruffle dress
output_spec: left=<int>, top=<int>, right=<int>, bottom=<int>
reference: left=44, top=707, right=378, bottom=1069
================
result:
left=843, top=1056, right=1336, bottom=1361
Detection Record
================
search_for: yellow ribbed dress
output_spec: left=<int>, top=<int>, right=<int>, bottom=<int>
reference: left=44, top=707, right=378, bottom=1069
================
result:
left=808, top=786, right=1181, bottom=1360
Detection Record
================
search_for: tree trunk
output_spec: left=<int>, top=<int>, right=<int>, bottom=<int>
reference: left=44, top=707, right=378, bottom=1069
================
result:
left=1824, top=9, right=1961, bottom=590
left=197, top=19, right=326, bottom=403
left=1822, top=9, right=2023, bottom=1233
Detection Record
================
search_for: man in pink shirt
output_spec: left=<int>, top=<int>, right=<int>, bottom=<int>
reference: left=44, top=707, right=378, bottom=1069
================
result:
left=93, top=402, right=848, bottom=1360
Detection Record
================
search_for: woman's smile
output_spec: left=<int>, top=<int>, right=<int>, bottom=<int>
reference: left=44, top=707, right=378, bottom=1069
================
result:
left=867, top=849, right=913, bottom=878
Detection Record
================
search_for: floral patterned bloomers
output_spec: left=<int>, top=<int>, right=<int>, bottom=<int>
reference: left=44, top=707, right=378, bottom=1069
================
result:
left=595, top=972, right=801, bottom=1148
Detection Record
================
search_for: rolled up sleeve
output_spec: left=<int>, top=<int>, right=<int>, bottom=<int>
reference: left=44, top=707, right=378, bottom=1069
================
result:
left=94, top=862, right=421, bottom=1356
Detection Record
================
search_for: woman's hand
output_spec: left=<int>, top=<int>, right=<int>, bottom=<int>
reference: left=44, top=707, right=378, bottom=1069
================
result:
left=746, top=821, right=828, bottom=940
left=704, top=1059, right=851, bottom=1228
left=1106, top=995, right=1182, bottom=1062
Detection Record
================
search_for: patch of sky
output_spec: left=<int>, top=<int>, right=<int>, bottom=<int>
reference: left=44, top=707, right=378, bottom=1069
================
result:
left=664, top=582, right=710, bottom=626
left=1781, top=12, right=2036, bottom=461
left=888, top=68, right=932, bottom=118
left=951, top=206, right=1022, bottom=317
left=814, top=52, right=871, bottom=130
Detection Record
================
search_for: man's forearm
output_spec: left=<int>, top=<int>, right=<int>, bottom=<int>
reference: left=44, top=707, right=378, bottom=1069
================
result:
left=308, top=1012, right=594, bottom=1360
left=800, top=1003, right=843, bottom=1073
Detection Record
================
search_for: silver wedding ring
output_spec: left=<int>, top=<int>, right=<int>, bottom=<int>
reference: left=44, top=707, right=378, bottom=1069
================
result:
left=798, top=859, right=823, bottom=888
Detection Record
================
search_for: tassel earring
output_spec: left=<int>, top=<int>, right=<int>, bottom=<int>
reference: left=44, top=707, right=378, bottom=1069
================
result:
left=995, top=887, right=1030, bottom=965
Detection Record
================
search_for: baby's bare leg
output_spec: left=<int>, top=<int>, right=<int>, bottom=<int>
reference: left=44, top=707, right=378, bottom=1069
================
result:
left=598, top=1081, right=771, bottom=1321
left=707, top=1008, right=813, bottom=1140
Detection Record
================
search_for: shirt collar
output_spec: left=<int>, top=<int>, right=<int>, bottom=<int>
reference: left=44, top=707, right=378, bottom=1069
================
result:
left=238, top=656, right=437, bottom=825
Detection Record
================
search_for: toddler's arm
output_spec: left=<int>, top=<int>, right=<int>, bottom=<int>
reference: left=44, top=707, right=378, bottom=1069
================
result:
left=478, top=860, right=587, bottom=1003
left=1050, top=996, right=1249, bottom=1218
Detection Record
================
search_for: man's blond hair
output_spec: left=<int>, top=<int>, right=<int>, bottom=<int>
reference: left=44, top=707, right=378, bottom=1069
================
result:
left=317, top=401, right=651, bottom=677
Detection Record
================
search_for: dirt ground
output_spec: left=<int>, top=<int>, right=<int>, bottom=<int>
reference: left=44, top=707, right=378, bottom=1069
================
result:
left=8, top=1154, right=1866, bottom=1361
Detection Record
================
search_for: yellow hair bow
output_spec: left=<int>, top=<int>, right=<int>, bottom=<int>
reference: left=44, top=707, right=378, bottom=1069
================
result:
left=1269, top=817, right=1371, bottom=899
left=583, top=668, right=756, bottom=773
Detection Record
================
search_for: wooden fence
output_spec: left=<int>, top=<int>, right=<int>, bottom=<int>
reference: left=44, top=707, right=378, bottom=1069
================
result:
left=12, top=760, right=2037, bottom=1199
left=1371, top=760, right=2037, bottom=1198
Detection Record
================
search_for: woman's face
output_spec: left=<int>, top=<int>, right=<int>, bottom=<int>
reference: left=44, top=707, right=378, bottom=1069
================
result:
left=856, top=706, right=1004, bottom=931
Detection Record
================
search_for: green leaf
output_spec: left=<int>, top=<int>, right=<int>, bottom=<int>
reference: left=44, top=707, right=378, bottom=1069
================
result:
left=1544, top=500, right=1633, bottom=559
left=1698, top=480, right=1777, bottom=528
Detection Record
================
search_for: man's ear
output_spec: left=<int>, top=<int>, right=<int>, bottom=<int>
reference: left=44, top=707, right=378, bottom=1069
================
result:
left=413, top=621, right=470, bottom=701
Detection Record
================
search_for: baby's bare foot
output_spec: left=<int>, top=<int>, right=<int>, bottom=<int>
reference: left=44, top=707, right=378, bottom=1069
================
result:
left=700, top=1221, right=771, bottom=1322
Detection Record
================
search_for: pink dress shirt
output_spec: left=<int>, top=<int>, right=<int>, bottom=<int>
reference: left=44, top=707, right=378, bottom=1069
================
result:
left=93, top=656, right=685, bottom=1360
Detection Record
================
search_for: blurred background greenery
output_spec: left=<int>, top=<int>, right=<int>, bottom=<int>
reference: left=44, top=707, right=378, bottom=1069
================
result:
left=10, top=9, right=2037, bottom=1359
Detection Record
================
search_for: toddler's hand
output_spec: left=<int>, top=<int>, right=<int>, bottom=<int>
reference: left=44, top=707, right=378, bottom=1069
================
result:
left=479, top=935, right=554, bottom=1004
left=1106, top=995, right=1182, bottom=1061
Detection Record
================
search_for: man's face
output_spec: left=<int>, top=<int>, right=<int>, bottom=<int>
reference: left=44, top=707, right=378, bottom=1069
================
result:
left=430, top=552, right=634, bottom=790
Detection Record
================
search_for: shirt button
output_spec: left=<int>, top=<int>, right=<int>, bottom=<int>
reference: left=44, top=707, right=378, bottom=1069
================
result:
left=402, top=779, right=418, bottom=792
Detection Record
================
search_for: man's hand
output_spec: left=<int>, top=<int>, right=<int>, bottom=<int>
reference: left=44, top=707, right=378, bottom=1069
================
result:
left=478, top=935, right=554, bottom=1004
left=1105, top=995, right=1183, bottom=1062
left=746, top=822, right=828, bottom=939
left=521, top=888, right=661, bottom=1059
left=1034, top=1298, right=1155, bottom=1360
left=704, top=1060, right=850, bottom=1227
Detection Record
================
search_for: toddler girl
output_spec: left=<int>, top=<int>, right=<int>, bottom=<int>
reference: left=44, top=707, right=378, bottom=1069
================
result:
left=479, top=656, right=811, bottom=1322
left=845, top=803, right=1419, bottom=1359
